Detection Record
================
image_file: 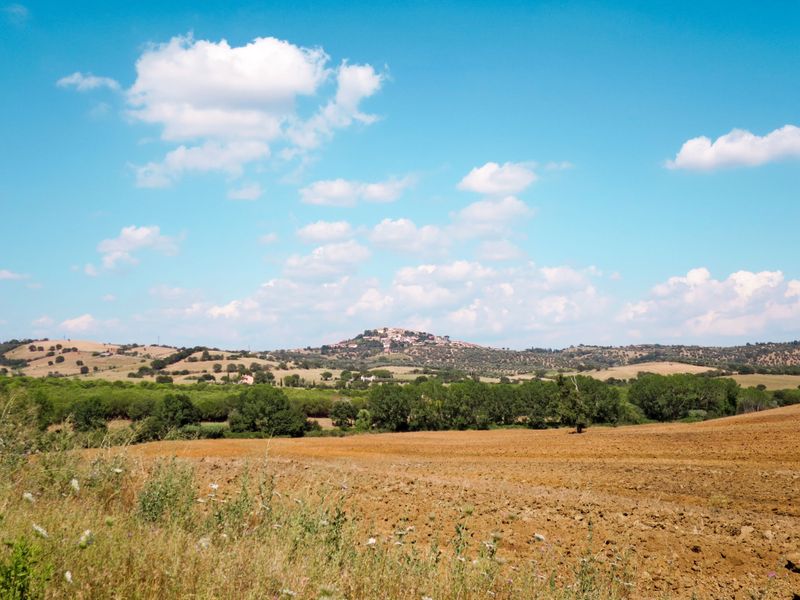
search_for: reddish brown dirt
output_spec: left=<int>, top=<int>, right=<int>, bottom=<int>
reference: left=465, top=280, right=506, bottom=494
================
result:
left=129, top=405, right=800, bottom=599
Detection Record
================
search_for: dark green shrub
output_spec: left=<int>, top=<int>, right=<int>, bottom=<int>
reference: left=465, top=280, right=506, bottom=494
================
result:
left=159, top=393, right=201, bottom=429
left=330, top=400, right=358, bottom=428
left=70, top=397, right=107, bottom=432
left=228, top=386, right=305, bottom=437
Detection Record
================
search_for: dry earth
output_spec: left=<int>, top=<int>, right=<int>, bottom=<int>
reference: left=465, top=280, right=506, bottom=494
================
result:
left=127, top=405, right=800, bottom=599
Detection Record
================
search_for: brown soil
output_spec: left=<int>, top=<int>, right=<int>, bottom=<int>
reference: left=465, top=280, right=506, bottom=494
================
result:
left=127, top=406, right=800, bottom=599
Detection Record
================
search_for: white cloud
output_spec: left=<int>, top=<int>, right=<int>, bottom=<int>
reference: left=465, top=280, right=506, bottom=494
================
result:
left=95, top=225, right=179, bottom=270
left=0, top=269, right=26, bottom=280
left=227, top=183, right=263, bottom=201
left=284, top=63, right=384, bottom=154
left=284, top=240, right=370, bottom=279
left=369, top=218, right=446, bottom=254
left=300, top=176, right=411, bottom=206
left=60, top=314, right=97, bottom=333
left=346, top=288, right=394, bottom=316
left=540, top=266, right=592, bottom=290
left=259, top=232, right=279, bottom=244
left=476, top=240, right=524, bottom=261
left=101, top=294, right=116, bottom=302
left=620, top=267, right=800, bottom=338
left=129, top=34, right=327, bottom=141
left=458, top=162, right=537, bottom=195
left=394, top=261, right=495, bottom=285
left=3, top=4, right=29, bottom=26
left=135, top=141, right=269, bottom=188
left=123, top=34, right=383, bottom=186
left=149, top=285, right=187, bottom=300
left=667, top=125, right=800, bottom=170
left=452, top=196, right=532, bottom=238
left=297, top=220, right=353, bottom=243
left=32, top=315, right=54, bottom=327
left=57, top=72, right=120, bottom=92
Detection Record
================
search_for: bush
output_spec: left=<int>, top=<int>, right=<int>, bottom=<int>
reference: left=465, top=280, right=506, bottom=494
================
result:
left=0, top=538, right=49, bottom=599
left=160, top=393, right=201, bottom=429
left=330, top=400, right=358, bottom=428
left=228, top=386, right=306, bottom=437
left=136, top=459, right=196, bottom=525
left=70, top=397, right=107, bottom=432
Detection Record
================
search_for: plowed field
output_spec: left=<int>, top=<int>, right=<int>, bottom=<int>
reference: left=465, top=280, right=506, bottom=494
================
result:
left=129, top=405, right=800, bottom=598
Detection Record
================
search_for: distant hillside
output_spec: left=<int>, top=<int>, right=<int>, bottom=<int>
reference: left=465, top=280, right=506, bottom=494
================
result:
left=276, top=327, right=800, bottom=376
left=2, top=329, right=800, bottom=380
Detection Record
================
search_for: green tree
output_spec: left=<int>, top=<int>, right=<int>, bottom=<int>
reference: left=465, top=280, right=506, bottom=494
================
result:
left=368, top=384, right=410, bottom=431
left=330, top=399, right=358, bottom=428
left=159, top=393, right=201, bottom=429
left=354, top=408, right=372, bottom=431
left=228, top=386, right=305, bottom=437
left=283, top=374, right=301, bottom=387
left=70, top=396, right=107, bottom=432
left=556, top=375, right=591, bottom=433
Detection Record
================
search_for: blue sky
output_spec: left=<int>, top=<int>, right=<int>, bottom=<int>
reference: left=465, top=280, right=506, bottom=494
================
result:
left=1, top=0, right=798, bottom=349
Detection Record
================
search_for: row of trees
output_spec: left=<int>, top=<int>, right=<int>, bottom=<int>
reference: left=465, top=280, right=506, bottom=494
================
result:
left=334, top=372, right=787, bottom=433
left=6, top=372, right=798, bottom=443
left=331, top=376, right=637, bottom=433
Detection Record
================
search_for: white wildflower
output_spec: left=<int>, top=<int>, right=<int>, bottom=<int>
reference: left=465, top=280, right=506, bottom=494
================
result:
left=64, top=571, right=73, bottom=584
left=22, top=492, right=35, bottom=504
left=196, top=536, right=212, bottom=550
left=209, top=482, right=219, bottom=491
left=78, top=529, right=94, bottom=548
left=70, top=478, right=80, bottom=493
left=366, top=537, right=377, bottom=546
left=32, top=524, right=48, bottom=538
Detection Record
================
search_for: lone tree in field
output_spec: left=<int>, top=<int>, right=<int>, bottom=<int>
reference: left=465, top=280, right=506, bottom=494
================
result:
left=557, top=375, right=591, bottom=433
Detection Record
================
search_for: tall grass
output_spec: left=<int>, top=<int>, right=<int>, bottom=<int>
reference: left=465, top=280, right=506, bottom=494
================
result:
left=0, top=390, right=635, bottom=599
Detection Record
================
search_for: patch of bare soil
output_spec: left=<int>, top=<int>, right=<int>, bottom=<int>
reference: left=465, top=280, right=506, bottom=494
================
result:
left=128, top=405, right=800, bottom=599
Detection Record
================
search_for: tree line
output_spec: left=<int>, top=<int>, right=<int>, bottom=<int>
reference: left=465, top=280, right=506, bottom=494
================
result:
left=1, top=371, right=798, bottom=444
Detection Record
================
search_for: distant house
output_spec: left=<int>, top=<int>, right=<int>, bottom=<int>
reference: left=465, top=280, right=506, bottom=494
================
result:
left=239, top=374, right=255, bottom=385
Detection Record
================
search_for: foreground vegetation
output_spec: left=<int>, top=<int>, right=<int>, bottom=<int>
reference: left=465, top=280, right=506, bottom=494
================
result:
left=0, top=390, right=636, bottom=599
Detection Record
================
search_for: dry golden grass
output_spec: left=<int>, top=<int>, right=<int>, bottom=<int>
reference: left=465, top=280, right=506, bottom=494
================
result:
left=568, top=361, right=713, bottom=380
left=1, top=445, right=633, bottom=599
left=729, top=373, right=800, bottom=390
